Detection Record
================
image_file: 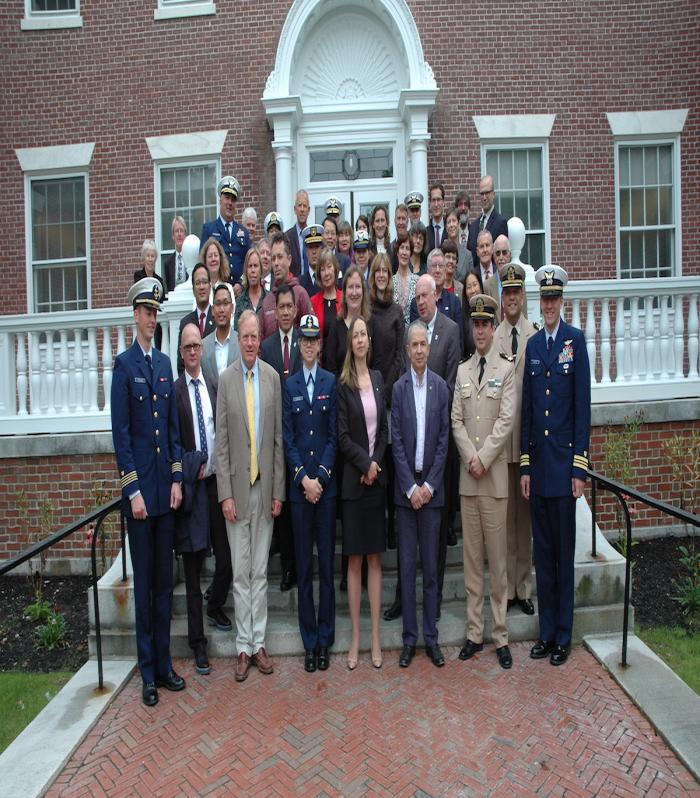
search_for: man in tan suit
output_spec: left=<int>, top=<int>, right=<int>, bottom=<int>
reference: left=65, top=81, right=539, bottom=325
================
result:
left=493, top=263, right=537, bottom=615
left=216, top=310, right=285, bottom=682
left=452, top=294, right=516, bottom=669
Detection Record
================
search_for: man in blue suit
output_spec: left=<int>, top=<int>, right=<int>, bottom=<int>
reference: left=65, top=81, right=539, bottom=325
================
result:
left=200, top=175, right=251, bottom=288
left=391, top=320, right=450, bottom=669
left=283, top=314, right=337, bottom=673
left=520, top=265, right=591, bottom=666
left=111, top=277, right=185, bottom=707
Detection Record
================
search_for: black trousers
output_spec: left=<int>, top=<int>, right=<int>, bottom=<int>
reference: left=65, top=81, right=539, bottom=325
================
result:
left=205, top=476, right=232, bottom=614
left=273, top=499, right=296, bottom=574
left=181, top=549, right=206, bottom=649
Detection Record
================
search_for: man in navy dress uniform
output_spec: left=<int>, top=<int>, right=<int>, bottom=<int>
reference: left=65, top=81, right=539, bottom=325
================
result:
left=520, top=265, right=591, bottom=666
left=111, top=277, right=185, bottom=706
left=200, top=175, right=251, bottom=288
left=282, top=314, right=337, bottom=673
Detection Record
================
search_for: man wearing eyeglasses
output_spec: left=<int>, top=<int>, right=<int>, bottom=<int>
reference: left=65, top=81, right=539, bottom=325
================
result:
left=468, top=175, right=509, bottom=269
left=202, top=282, right=241, bottom=390
left=176, top=263, right=215, bottom=376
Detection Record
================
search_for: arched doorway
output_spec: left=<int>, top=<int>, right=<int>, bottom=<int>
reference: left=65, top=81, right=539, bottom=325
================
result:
left=263, top=0, right=438, bottom=226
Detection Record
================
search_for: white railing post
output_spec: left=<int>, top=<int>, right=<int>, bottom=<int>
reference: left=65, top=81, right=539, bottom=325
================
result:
left=59, top=329, right=69, bottom=413
left=688, top=293, right=699, bottom=379
left=584, top=298, right=596, bottom=376
left=30, top=332, right=41, bottom=415
left=629, top=296, right=640, bottom=381
left=73, top=328, right=84, bottom=412
left=674, top=296, right=685, bottom=378
left=45, top=330, right=56, bottom=414
left=615, top=297, right=626, bottom=382
left=600, top=298, right=611, bottom=384
left=17, top=332, right=28, bottom=416
left=644, top=295, right=655, bottom=382
left=87, top=327, right=98, bottom=412
left=102, top=327, right=113, bottom=412
left=0, top=332, right=14, bottom=417
left=659, top=296, right=672, bottom=379
left=117, top=324, right=127, bottom=356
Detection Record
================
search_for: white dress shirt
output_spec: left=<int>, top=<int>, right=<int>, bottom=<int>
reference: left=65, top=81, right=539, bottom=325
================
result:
left=407, top=366, right=433, bottom=499
left=186, top=369, right=216, bottom=477
left=214, top=329, right=231, bottom=375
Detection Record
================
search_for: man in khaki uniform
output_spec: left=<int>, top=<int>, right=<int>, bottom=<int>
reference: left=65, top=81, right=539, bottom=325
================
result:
left=452, top=294, right=516, bottom=669
left=493, top=263, right=537, bottom=615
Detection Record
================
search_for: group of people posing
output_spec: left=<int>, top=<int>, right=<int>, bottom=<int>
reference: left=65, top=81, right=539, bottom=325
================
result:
left=113, top=173, right=591, bottom=707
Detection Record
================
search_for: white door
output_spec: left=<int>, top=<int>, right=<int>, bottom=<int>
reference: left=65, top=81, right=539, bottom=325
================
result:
left=307, top=187, right=397, bottom=230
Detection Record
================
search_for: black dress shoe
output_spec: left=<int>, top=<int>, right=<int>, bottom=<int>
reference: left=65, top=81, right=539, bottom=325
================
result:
left=496, top=645, right=513, bottom=669
left=207, top=608, right=233, bottom=631
left=317, top=646, right=330, bottom=671
left=550, top=644, right=570, bottom=666
left=304, top=649, right=317, bottom=673
left=383, top=598, right=402, bottom=621
left=399, top=644, right=416, bottom=668
left=446, top=528, right=457, bottom=546
left=194, top=646, right=211, bottom=675
left=280, top=569, right=296, bottom=592
left=518, top=598, right=535, bottom=615
left=425, top=644, right=445, bottom=667
left=458, top=639, right=483, bottom=660
left=142, top=681, right=158, bottom=707
left=530, top=640, right=554, bottom=659
left=155, top=670, right=186, bottom=691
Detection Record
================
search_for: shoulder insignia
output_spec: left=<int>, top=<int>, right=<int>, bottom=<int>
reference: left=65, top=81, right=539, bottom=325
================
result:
left=564, top=339, right=573, bottom=345
left=460, top=353, right=474, bottom=364
left=533, top=322, right=540, bottom=330
left=500, top=353, right=515, bottom=362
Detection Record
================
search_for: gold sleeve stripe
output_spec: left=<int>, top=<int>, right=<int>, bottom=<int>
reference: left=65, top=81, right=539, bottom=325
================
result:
left=319, top=465, right=331, bottom=477
left=519, top=454, right=530, bottom=466
left=120, top=471, right=138, bottom=489
left=294, top=465, right=303, bottom=476
left=171, top=462, right=182, bottom=473
left=573, top=455, right=589, bottom=468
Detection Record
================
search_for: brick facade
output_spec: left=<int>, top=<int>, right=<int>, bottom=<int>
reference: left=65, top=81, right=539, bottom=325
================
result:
left=1, top=1, right=697, bottom=316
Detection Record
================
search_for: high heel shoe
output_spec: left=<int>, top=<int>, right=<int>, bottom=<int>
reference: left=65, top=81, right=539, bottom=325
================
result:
left=347, top=654, right=358, bottom=671
left=371, top=648, right=383, bottom=669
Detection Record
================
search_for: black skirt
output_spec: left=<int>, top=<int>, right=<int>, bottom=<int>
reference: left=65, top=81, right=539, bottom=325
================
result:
left=342, top=481, right=386, bottom=556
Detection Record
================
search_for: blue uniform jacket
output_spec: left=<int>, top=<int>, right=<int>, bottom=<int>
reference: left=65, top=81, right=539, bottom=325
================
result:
left=282, top=366, right=337, bottom=501
left=111, top=342, right=183, bottom=517
left=520, top=319, right=591, bottom=497
left=200, top=217, right=251, bottom=285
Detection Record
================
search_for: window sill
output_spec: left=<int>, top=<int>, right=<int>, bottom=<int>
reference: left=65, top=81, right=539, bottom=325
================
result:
left=21, top=14, right=83, bottom=30
left=154, top=2, right=216, bottom=21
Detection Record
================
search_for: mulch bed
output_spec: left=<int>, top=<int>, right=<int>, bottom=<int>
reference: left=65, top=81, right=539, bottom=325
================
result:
left=0, top=535, right=695, bottom=672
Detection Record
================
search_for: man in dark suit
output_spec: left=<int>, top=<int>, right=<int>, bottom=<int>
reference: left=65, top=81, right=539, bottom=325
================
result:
left=392, top=320, right=450, bottom=669
left=261, top=283, right=303, bottom=591
left=426, top=183, right=446, bottom=252
left=521, top=266, right=591, bottom=667
left=282, top=314, right=337, bottom=672
left=174, top=322, right=231, bottom=675
left=163, top=216, right=187, bottom=292
left=468, top=175, right=509, bottom=269
left=177, top=263, right=215, bottom=375
left=285, top=189, right=310, bottom=277
left=200, top=176, right=251, bottom=287
left=409, top=249, right=463, bottom=352
left=111, top=277, right=184, bottom=707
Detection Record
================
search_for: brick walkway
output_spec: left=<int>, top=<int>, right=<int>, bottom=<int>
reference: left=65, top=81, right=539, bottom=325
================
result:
left=47, top=643, right=699, bottom=797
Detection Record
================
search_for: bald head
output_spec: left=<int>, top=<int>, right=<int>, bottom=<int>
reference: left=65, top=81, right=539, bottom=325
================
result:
left=493, top=234, right=511, bottom=270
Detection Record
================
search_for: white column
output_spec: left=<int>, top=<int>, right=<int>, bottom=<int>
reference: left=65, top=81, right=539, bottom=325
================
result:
left=273, top=143, right=294, bottom=223
left=262, top=97, right=302, bottom=223
left=409, top=137, right=429, bottom=225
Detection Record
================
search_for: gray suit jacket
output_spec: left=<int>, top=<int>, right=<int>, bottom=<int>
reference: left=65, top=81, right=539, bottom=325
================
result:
left=201, top=329, right=241, bottom=390
left=215, top=358, right=285, bottom=521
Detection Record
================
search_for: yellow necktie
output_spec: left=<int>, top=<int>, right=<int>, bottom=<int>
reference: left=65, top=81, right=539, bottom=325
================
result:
left=246, top=368, right=258, bottom=485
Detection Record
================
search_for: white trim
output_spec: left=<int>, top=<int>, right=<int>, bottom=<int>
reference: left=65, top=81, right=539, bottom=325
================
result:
left=154, top=1, right=215, bottom=21
left=473, top=114, right=556, bottom=140
left=15, top=142, right=95, bottom=173
left=21, top=0, right=82, bottom=30
left=145, top=129, right=227, bottom=162
left=606, top=110, right=688, bottom=138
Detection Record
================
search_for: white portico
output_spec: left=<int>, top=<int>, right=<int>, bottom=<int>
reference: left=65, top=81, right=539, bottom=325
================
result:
left=262, top=0, right=438, bottom=226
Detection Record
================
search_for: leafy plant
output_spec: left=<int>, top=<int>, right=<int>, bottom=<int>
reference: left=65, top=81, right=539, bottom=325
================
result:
left=601, top=411, right=644, bottom=557
left=35, top=611, right=67, bottom=651
left=671, top=543, right=700, bottom=634
left=663, top=430, right=700, bottom=523
left=24, top=598, right=53, bottom=624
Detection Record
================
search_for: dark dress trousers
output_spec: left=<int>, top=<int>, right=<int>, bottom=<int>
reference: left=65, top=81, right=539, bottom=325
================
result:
left=285, top=224, right=306, bottom=277
left=520, top=319, right=591, bottom=648
left=283, top=366, right=337, bottom=652
left=111, top=342, right=182, bottom=684
left=391, top=368, right=450, bottom=648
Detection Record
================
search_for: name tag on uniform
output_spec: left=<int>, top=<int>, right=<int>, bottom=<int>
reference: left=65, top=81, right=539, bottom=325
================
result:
left=292, top=395, right=304, bottom=402
left=488, top=378, right=502, bottom=388
left=134, top=376, right=146, bottom=383
left=530, top=359, right=540, bottom=366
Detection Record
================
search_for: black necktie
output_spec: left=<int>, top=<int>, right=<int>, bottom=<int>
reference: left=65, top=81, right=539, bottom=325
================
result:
left=478, top=356, right=486, bottom=384
left=511, top=327, right=518, bottom=355
left=145, top=353, right=153, bottom=373
left=193, top=379, right=208, bottom=458
left=547, top=336, right=553, bottom=353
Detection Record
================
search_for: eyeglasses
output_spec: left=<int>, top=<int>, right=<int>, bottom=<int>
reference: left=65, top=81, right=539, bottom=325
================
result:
left=479, top=190, right=494, bottom=197
left=494, top=249, right=510, bottom=256
left=194, top=279, right=210, bottom=287
left=214, top=299, right=232, bottom=307
left=182, top=343, right=201, bottom=352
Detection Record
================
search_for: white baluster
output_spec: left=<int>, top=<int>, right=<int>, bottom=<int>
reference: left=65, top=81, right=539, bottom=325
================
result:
left=102, top=326, right=113, bottom=412
left=644, top=296, right=655, bottom=382
left=117, top=325, right=126, bottom=356
left=16, top=332, right=28, bottom=416
left=584, top=299, right=596, bottom=382
left=599, top=298, right=611, bottom=384
left=30, top=333, right=42, bottom=414
left=73, top=328, right=84, bottom=411
left=659, top=296, right=672, bottom=379
left=688, top=293, right=699, bottom=379
left=674, top=294, right=685, bottom=378
left=615, top=298, right=625, bottom=383
left=45, top=330, right=56, bottom=414
left=59, top=330, right=69, bottom=413
left=629, top=296, right=640, bottom=381
left=160, top=323, right=170, bottom=359
left=88, top=327, right=98, bottom=411
left=571, top=298, right=581, bottom=331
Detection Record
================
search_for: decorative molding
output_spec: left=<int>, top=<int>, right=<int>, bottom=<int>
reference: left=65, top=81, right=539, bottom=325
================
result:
left=154, top=1, right=215, bottom=21
left=145, top=129, right=227, bottom=161
left=606, top=110, right=689, bottom=138
left=15, top=142, right=95, bottom=173
left=473, top=114, right=556, bottom=140
left=21, top=14, right=82, bottom=31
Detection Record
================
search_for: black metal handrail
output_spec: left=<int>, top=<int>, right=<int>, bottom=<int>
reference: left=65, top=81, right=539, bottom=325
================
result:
left=588, top=469, right=699, bottom=666
left=0, top=497, right=126, bottom=689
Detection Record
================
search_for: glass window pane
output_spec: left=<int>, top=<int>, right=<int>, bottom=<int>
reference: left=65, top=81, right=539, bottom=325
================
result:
left=629, top=148, right=643, bottom=185
left=499, top=153, right=513, bottom=189
left=630, top=231, right=643, bottom=271
left=514, top=191, right=529, bottom=223
left=175, top=169, right=189, bottom=209
left=619, top=148, right=630, bottom=187
left=658, top=230, right=673, bottom=277
left=486, top=151, right=497, bottom=177
left=630, top=188, right=644, bottom=226
left=513, top=150, right=528, bottom=188
left=658, top=145, right=673, bottom=184
left=620, top=232, right=630, bottom=276
left=645, top=188, right=658, bottom=226
left=619, top=188, right=630, bottom=228
left=526, top=233, right=545, bottom=270
left=644, top=147, right=658, bottom=185
left=499, top=195, right=514, bottom=219
left=643, top=231, right=658, bottom=276
left=658, top=186, right=673, bottom=225
left=529, top=192, right=543, bottom=229
left=528, top=149, right=542, bottom=188
left=159, top=163, right=218, bottom=254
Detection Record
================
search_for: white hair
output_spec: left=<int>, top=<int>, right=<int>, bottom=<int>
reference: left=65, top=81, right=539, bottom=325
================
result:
left=171, top=216, right=186, bottom=235
left=241, top=207, right=258, bottom=224
left=141, top=239, right=158, bottom=259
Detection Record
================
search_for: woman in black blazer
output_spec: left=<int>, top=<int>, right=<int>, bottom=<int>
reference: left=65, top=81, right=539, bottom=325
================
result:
left=337, top=316, right=388, bottom=671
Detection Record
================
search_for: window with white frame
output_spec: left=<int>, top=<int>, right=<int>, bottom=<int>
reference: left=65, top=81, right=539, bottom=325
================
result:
left=473, top=115, right=554, bottom=270
left=22, top=0, right=82, bottom=30
left=155, top=0, right=216, bottom=21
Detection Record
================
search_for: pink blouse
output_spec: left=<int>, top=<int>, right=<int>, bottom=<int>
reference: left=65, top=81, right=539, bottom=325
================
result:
left=359, top=384, right=377, bottom=457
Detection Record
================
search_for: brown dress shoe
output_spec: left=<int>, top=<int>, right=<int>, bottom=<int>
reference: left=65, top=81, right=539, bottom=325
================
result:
left=235, top=652, right=251, bottom=682
left=252, top=646, right=274, bottom=675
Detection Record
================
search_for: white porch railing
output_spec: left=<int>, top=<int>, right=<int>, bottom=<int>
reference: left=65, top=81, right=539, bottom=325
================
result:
left=0, top=278, right=698, bottom=435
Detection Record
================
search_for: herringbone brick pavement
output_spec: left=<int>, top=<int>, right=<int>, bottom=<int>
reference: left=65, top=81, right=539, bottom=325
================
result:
left=46, top=643, right=699, bottom=797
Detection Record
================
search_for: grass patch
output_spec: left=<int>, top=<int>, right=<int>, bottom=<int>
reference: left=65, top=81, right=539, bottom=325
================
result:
left=0, top=671, right=72, bottom=754
left=636, top=626, right=700, bottom=695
